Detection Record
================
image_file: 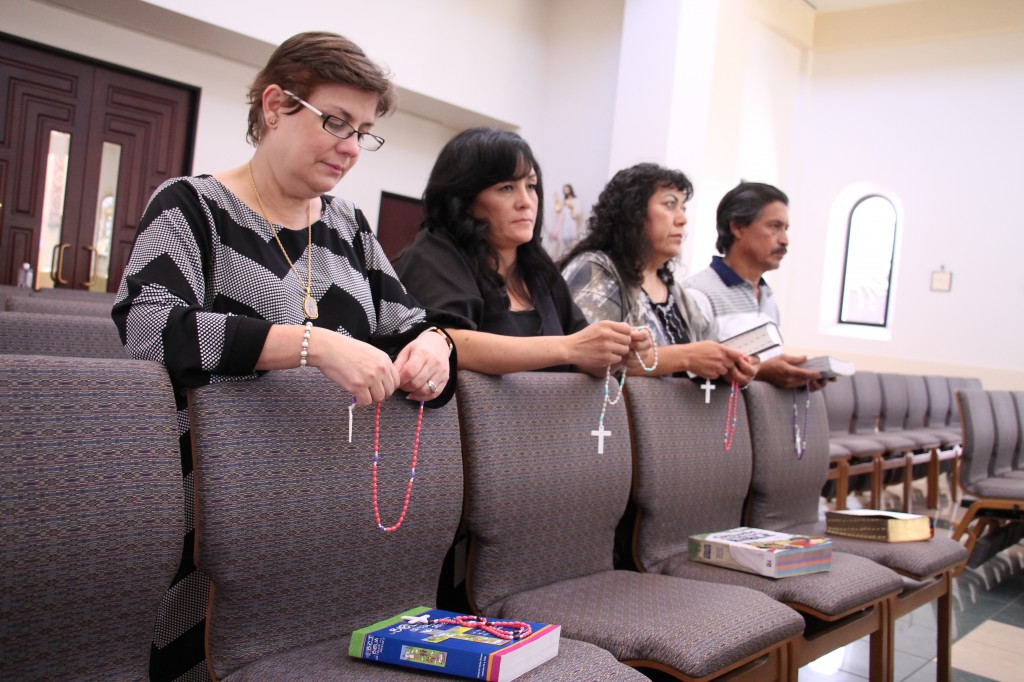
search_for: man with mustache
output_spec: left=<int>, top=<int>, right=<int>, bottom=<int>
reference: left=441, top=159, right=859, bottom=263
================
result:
left=684, top=181, right=825, bottom=389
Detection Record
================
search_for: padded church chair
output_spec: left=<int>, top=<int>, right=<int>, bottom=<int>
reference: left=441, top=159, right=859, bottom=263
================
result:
left=1012, top=392, right=1024, bottom=476
left=188, top=369, right=640, bottom=682
left=952, top=389, right=1024, bottom=573
left=822, top=376, right=887, bottom=508
left=457, top=370, right=805, bottom=682
left=625, top=376, right=902, bottom=682
left=741, top=382, right=968, bottom=682
left=0, top=355, right=182, bottom=681
left=852, top=372, right=922, bottom=510
left=878, top=373, right=943, bottom=512
left=904, top=375, right=961, bottom=510
left=988, top=391, right=1024, bottom=480
left=0, top=311, right=128, bottom=359
left=4, top=291, right=114, bottom=317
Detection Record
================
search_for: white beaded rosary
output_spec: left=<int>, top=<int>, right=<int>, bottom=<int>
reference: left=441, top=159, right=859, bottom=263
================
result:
left=592, top=325, right=657, bottom=454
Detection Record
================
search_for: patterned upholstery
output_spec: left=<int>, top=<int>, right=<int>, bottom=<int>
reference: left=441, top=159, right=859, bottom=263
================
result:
left=194, top=369, right=641, bottom=681
left=226, top=635, right=649, bottom=682
left=851, top=372, right=917, bottom=452
left=743, top=382, right=967, bottom=579
left=0, top=311, right=128, bottom=359
left=925, top=375, right=955, bottom=429
left=0, top=355, right=181, bottom=681
left=906, top=374, right=960, bottom=447
left=1013, top=392, right=1024, bottom=473
left=626, top=377, right=901, bottom=619
left=5, top=292, right=114, bottom=317
left=878, top=373, right=941, bottom=448
left=457, top=371, right=804, bottom=679
left=958, top=389, right=997, bottom=491
left=958, top=390, right=1024, bottom=497
left=190, top=370, right=463, bottom=678
left=822, top=377, right=886, bottom=456
left=989, top=391, right=1024, bottom=478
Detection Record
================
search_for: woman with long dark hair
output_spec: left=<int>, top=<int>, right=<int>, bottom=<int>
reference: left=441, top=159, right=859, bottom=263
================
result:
left=394, top=127, right=646, bottom=374
left=560, top=162, right=754, bottom=382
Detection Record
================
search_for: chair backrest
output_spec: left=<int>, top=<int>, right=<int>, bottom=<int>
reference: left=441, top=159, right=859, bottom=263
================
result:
left=0, top=355, right=180, bottom=681
left=988, top=391, right=1020, bottom=477
left=956, top=388, right=996, bottom=490
left=948, top=376, right=981, bottom=426
left=925, top=375, right=953, bottom=428
left=5, top=292, right=114, bottom=317
left=742, top=382, right=830, bottom=530
left=822, top=375, right=856, bottom=436
left=625, top=376, right=753, bottom=572
left=0, top=311, right=127, bottom=359
left=189, top=370, right=463, bottom=679
left=35, top=288, right=118, bottom=303
left=904, top=374, right=931, bottom=430
left=878, top=373, right=911, bottom=433
left=850, top=371, right=882, bottom=435
left=1011, top=392, right=1024, bottom=472
left=457, top=370, right=631, bottom=615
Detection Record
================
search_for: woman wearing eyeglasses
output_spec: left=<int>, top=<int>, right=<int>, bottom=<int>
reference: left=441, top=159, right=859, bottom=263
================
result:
left=112, top=32, right=454, bottom=680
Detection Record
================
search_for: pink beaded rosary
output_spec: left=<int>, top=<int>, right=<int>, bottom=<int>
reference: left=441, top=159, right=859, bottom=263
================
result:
left=722, top=381, right=740, bottom=451
left=792, top=382, right=811, bottom=459
left=402, top=614, right=532, bottom=641
left=371, top=400, right=424, bottom=532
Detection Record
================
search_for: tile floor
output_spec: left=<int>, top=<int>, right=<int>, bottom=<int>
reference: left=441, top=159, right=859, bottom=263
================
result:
left=800, top=482, right=1024, bottom=682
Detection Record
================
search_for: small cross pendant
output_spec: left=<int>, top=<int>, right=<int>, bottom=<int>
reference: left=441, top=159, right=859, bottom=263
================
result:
left=701, top=379, right=716, bottom=404
left=591, top=424, right=612, bottom=454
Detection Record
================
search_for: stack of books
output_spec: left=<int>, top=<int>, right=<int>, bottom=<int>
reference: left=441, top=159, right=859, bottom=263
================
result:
left=350, top=607, right=560, bottom=681
left=689, top=527, right=832, bottom=578
left=825, top=509, right=932, bottom=542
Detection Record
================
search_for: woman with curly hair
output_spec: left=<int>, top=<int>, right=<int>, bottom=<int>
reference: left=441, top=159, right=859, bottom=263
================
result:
left=393, top=127, right=649, bottom=375
left=559, top=163, right=755, bottom=382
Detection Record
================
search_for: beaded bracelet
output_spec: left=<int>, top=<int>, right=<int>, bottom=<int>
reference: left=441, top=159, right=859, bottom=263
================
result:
left=299, top=321, right=312, bottom=367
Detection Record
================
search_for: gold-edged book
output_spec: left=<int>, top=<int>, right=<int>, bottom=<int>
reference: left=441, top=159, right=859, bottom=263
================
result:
left=825, top=509, right=932, bottom=542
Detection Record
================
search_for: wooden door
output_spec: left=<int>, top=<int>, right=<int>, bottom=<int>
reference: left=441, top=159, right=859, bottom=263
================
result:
left=0, top=33, right=197, bottom=291
left=377, top=191, right=424, bottom=261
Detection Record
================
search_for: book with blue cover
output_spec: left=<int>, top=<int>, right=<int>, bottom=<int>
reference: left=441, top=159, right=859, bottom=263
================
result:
left=349, top=607, right=561, bottom=681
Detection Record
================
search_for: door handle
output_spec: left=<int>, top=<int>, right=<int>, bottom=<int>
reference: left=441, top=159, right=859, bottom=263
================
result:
left=82, top=244, right=96, bottom=287
left=53, top=242, right=71, bottom=285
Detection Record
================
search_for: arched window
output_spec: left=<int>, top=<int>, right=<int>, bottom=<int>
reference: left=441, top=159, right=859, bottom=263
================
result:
left=838, top=195, right=897, bottom=327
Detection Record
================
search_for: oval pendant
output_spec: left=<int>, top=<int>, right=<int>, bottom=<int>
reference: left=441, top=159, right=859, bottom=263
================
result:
left=303, top=295, right=319, bottom=320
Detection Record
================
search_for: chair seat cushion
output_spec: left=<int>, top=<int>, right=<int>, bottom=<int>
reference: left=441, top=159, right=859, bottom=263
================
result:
left=784, top=521, right=967, bottom=579
left=223, top=633, right=649, bottom=681
left=488, top=570, right=804, bottom=680
left=969, top=477, right=1024, bottom=499
left=651, top=551, right=901, bottom=617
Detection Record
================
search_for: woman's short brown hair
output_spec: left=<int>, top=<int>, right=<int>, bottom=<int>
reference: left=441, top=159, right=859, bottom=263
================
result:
left=246, top=31, right=396, bottom=145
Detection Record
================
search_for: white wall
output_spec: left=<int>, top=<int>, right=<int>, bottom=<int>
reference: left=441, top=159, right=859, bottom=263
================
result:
left=787, top=9, right=1024, bottom=389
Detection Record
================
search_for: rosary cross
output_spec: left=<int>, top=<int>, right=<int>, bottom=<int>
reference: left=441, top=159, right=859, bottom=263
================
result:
left=701, top=379, right=716, bottom=403
left=591, top=424, right=612, bottom=454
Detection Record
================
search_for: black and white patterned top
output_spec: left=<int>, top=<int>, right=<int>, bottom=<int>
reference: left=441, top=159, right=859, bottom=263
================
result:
left=113, top=175, right=430, bottom=388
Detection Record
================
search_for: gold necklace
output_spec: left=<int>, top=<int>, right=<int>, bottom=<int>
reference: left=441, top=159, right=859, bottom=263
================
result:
left=247, top=161, right=318, bottom=320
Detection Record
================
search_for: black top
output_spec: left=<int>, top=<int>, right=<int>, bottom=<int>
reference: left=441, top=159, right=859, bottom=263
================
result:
left=393, top=229, right=589, bottom=371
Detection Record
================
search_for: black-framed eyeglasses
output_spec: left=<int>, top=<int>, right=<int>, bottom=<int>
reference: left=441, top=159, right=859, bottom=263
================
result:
left=282, top=89, right=385, bottom=151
